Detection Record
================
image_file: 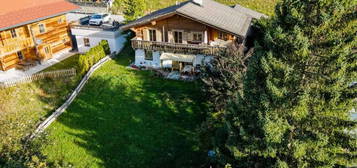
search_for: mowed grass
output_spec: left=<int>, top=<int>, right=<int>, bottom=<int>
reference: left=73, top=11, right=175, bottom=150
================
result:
left=217, top=0, right=277, bottom=16
left=43, top=54, right=81, bottom=72
left=42, top=44, right=208, bottom=167
left=145, top=0, right=277, bottom=16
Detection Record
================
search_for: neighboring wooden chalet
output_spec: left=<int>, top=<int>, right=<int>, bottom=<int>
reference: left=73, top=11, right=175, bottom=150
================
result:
left=121, top=0, right=266, bottom=71
left=0, top=0, right=79, bottom=71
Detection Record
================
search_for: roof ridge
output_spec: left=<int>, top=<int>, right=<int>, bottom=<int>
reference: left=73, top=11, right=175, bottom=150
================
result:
left=122, top=0, right=256, bottom=37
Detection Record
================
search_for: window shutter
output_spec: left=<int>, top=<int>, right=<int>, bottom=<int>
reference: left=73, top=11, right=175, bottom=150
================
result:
left=143, top=29, right=149, bottom=41
left=168, top=31, right=174, bottom=43
left=187, top=32, right=193, bottom=41
left=183, top=31, right=188, bottom=44
left=156, top=29, right=162, bottom=42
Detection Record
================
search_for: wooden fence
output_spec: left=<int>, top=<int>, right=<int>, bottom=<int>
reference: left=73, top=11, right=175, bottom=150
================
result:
left=0, top=68, right=76, bottom=88
left=30, top=56, right=111, bottom=139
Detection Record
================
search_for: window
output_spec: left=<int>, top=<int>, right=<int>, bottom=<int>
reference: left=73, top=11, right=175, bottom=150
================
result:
left=10, top=29, right=17, bottom=38
left=58, top=18, right=63, bottom=24
left=218, top=32, right=228, bottom=40
left=84, top=38, right=90, bottom=47
left=149, top=29, right=156, bottom=41
left=39, top=24, right=45, bottom=33
left=192, top=32, right=203, bottom=42
left=17, top=51, right=23, bottom=60
left=174, top=31, right=183, bottom=43
left=145, top=50, right=153, bottom=60
left=44, top=47, right=50, bottom=54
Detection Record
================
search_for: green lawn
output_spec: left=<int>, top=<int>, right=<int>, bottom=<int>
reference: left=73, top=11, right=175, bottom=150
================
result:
left=42, top=43, right=208, bottom=167
left=43, top=54, right=81, bottom=72
left=145, top=0, right=277, bottom=16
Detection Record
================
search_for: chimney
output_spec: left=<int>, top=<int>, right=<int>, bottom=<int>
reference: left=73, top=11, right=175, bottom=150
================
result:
left=192, top=0, right=203, bottom=6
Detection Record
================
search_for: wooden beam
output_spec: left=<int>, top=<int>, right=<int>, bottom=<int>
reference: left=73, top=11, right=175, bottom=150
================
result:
left=27, top=24, right=40, bottom=61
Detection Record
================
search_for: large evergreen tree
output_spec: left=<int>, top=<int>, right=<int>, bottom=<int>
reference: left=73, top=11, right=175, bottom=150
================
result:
left=214, top=0, right=356, bottom=167
left=202, top=45, right=253, bottom=113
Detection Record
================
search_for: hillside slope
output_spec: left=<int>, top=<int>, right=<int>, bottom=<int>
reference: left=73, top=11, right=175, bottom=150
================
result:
left=145, top=0, right=277, bottom=16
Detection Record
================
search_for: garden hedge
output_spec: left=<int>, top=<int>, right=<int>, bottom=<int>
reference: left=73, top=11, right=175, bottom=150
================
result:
left=79, top=40, right=111, bottom=74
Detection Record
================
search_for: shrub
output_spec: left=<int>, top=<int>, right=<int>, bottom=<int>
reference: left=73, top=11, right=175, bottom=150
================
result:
left=78, top=40, right=109, bottom=74
left=100, top=40, right=111, bottom=55
left=78, top=54, right=89, bottom=74
left=0, top=135, right=50, bottom=168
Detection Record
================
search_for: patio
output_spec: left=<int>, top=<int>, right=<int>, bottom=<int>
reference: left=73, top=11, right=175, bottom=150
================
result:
left=0, top=49, right=76, bottom=82
left=129, top=66, right=199, bottom=81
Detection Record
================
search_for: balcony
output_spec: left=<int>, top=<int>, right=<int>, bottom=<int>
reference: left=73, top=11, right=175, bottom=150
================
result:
left=0, top=38, right=35, bottom=57
left=131, top=38, right=227, bottom=56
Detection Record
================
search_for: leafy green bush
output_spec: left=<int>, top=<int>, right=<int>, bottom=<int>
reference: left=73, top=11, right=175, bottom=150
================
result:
left=100, top=40, right=111, bottom=55
left=0, top=134, right=74, bottom=168
left=0, top=135, right=49, bottom=168
left=78, top=40, right=110, bottom=74
left=78, top=54, right=89, bottom=74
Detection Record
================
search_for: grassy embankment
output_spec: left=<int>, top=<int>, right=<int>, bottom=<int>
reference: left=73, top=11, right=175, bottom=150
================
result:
left=42, top=41, right=209, bottom=168
left=0, top=54, right=81, bottom=152
left=145, top=0, right=277, bottom=16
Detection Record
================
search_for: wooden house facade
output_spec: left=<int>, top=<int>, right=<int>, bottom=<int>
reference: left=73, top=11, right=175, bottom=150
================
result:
left=0, top=0, right=78, bottom=71
left=121, top=0, right=265, bottom=70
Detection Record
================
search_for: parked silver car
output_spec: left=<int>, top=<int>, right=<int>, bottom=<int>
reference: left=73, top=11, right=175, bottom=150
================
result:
left=89, top=13, right=111, bottom=26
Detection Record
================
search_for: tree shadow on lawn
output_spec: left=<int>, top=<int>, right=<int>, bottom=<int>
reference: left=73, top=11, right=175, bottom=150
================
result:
left=50, top=64, right=208, bottom=167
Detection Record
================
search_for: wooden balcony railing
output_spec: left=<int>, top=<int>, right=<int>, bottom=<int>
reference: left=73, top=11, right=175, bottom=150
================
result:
left=131, top=39, right=227, bottom=56
left=0, top=38, right=35, bottom=56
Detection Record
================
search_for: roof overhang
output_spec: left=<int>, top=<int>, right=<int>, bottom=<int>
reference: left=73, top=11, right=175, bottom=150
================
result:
left=121, top=12, right=247, bottom=38
left=0, top=9, right=78, bottom=31
left=176, top=12, right=245, bottom=37
left=121, top=12, right=176, bottom=30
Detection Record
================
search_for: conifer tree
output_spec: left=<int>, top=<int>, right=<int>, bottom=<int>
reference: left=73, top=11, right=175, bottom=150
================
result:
left=217, top=0, right=357, bottom=167
left=202, top=45, right=253, bottom=113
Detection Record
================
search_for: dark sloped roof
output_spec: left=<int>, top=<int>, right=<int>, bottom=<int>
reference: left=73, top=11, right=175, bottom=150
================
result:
left=121, top=0, right=257, bottom=37
left=233, top=4, right=268, bottom=19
